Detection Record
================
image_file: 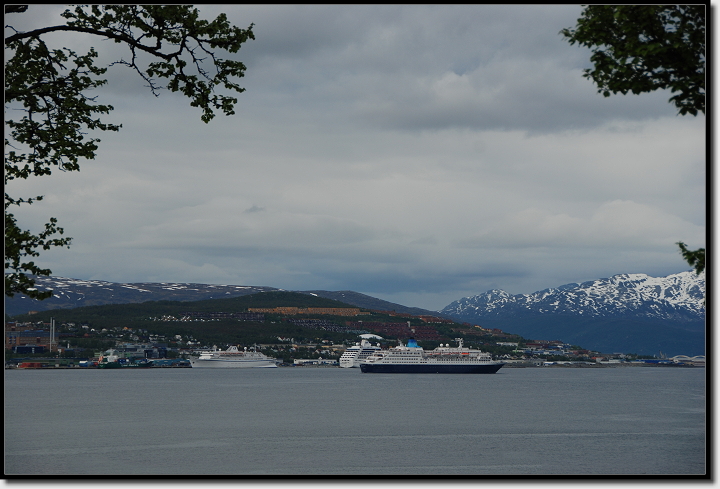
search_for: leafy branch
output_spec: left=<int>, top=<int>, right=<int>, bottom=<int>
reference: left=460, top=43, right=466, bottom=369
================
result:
left=677, top=242, right=705, bottom=275
left=561, top=5, right=705, bottom=116
left=5, top=5, right=254, bottom=298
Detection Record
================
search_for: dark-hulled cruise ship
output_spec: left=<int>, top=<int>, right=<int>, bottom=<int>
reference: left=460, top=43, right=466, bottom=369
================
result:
left=359, top=338, right=504, bottom=374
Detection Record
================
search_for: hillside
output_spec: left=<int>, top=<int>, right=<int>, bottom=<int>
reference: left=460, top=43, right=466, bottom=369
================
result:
left=9, top=291, right=359, bottom=323
left=4, top=276, right=279, bottom=316
left=9, top=291, right=542, bottom=359
left=8, top=292, right=381, bottom=348
left=301, top=290, right=440, bottom=317
left=4, top=276, right=443, bottom=318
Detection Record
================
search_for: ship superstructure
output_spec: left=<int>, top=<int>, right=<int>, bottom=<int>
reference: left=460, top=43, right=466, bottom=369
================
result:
left=360, top=338, right=504, bottom=374
left=339, top=339, right=382, bottom=368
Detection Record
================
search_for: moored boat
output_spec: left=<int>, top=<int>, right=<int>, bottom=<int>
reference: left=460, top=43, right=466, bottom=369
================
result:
left=96, top=348, right=187, bottom=368
left=339, top=339, right=382, bottom=368
left=190, top=345, right=277, bottom=368
left=360, top=338, right=504, bottom=374
left=97, top=349, right=154, bottom=368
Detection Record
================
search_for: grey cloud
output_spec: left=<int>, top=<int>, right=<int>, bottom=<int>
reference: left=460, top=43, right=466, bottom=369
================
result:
left=221, top=5, right=678, bottom=134
left=8, top=5, right=705, bottom=312
left=244, top=205, right=266, bottom=213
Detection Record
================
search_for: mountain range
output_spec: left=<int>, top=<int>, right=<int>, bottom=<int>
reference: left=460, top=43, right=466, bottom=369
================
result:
left=3, top=276, right=437, bottom=318
left=4, top=272, right=706, bottom=356
left=440, top=271, right=705, bottom=356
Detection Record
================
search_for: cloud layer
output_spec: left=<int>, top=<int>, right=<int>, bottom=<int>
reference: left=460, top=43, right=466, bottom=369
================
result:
left=5, top=5, right=706, bottom=310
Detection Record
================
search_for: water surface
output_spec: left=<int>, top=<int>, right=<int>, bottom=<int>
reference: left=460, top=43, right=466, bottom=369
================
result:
left=4, top=366, right=705, bottom=476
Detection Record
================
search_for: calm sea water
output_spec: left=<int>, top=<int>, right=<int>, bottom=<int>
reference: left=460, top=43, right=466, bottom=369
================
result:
left=4, top=366, right=705, bottom=476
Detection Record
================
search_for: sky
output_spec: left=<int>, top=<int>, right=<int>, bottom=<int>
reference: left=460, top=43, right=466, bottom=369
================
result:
left=5, top=5, right=706, bottom=311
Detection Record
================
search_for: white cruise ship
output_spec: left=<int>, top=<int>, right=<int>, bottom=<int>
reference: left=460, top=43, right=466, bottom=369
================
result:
left=190, top=345, right=277, bottom=368
left=360, top=338, right=504, bottom=374
left=339, top=339, right=382, bottom=368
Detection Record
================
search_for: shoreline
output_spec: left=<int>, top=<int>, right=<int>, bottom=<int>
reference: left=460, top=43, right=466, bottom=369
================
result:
left=6, top=362, right=704, bottom=370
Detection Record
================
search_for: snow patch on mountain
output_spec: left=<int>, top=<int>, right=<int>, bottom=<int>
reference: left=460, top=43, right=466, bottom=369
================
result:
left=440, top=271, right=705, bottom=321
left=5, top=276, right=279, bottom=316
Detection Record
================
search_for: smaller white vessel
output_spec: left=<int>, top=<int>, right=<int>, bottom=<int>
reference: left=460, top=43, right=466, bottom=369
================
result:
left=190, top=345, right=278, bottom=368
left=339, top=339, right=382, bottom=368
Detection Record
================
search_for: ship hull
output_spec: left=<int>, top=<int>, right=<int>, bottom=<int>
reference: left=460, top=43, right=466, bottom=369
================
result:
left=190, top=359, right=277, bottom=368
left=97, top=363, right=153, bottom=369
left=359, top=363, right=504, bottom=374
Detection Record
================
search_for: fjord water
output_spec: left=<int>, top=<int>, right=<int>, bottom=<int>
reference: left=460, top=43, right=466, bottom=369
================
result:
left=5, top=367, right=705, bottom=476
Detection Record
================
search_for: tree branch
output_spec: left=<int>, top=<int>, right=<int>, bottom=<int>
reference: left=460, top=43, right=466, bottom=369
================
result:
left=5, top=5, right=28, bottom=14
left=5, top=25, right=172, bottom=59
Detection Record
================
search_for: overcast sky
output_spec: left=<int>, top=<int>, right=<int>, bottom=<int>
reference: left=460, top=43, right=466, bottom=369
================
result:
left=6, top=5, right=706, bottom=310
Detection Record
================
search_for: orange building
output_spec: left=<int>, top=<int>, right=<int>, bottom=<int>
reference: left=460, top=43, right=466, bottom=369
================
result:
left=248, top=307, right=361, bottom=316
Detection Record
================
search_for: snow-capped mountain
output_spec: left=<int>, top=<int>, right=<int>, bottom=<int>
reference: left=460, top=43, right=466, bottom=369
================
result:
left=440, top=271, right=705, bottom=356
left=441, top=271, right=705, bottom=322
left=4, top=276, right=279, bottom=316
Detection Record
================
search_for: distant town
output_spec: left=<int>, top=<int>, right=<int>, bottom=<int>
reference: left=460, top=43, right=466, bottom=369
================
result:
left=4, top=303, right=705, bottom=368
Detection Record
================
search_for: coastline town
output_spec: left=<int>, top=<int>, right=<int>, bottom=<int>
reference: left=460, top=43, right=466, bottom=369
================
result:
left=5, top=306, right=705, bottom=369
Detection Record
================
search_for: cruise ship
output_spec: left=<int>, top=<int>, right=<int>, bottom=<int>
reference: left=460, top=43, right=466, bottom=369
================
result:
left=190, top=345, right=278, bottom=368
left=359, top=338, right=504, bottom=374
left=339, top=339, right=382, bottom=368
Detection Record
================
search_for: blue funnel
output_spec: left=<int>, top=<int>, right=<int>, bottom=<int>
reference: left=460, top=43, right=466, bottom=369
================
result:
left=407, top=338, right=419, bottom=348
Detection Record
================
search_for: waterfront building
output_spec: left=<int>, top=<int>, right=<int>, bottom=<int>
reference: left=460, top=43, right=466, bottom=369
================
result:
left=5, top=325, right=57, bottom=352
